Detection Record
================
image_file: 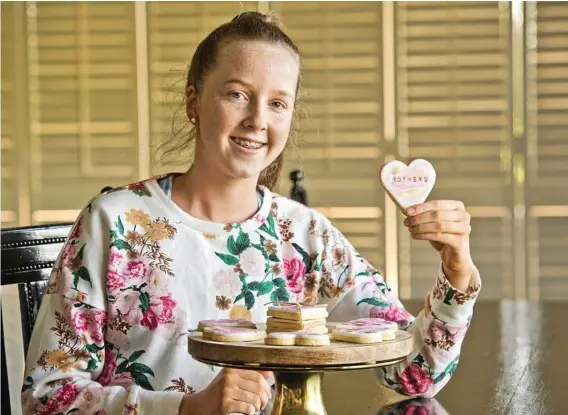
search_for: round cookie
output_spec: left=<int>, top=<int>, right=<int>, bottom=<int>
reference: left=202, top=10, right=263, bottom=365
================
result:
left=331, top=327, right=388, bottom=344
left=197, top=318, right=256, bottom=332
left=264, top=332, right=297, bottom=346
left=295, top=333, right=330, bottom=347
left=208, top=327, right=266, bottom=343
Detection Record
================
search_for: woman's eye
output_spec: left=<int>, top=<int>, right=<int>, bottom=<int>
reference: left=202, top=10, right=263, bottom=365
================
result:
left=230, top=92, right=245, bottom=100
left=271, top=101, right=286, bottom=109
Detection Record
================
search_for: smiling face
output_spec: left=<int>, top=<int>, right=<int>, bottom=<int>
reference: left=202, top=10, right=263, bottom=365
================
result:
left=187, top=40, right=300, bottom=184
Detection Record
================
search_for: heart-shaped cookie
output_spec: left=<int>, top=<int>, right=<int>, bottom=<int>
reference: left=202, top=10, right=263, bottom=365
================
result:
left=380, top=159, right=436, bottom=214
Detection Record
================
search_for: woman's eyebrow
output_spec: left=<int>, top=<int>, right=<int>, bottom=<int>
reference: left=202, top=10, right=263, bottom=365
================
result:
left=223, top=78, right=294, bottom=99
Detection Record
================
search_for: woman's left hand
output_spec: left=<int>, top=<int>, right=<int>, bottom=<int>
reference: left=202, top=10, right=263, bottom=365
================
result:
left=403, top=200, right=474, bottom=291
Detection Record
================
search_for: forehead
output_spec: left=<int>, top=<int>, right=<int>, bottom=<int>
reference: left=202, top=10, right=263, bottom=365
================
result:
left=211, top=40, right=299, bottom=93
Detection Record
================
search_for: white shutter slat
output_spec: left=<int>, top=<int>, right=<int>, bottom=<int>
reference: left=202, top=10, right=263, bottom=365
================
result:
left=30, top=2, right=138, bottom=216
left=1, top=3, right=19, bottom=226
left=397, top=2, right=511, bottom=298
left=530, top=2, right=568, bottom=299
left=274, top=1, right=385, bottom=268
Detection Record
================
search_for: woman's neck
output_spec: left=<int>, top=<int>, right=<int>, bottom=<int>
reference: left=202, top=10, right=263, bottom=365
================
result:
left=172, top=163, right=261, bottom=224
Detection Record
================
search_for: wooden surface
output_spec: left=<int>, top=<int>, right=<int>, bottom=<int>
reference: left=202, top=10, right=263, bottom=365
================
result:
left=188, top=331, right=413, bottom=367
left=316, top=300, right=566, bottom=414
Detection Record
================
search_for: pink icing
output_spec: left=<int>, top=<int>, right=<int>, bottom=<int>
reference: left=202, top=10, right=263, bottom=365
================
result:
left=338, top=318, right=397, bottom=329
left=270, top=304, right=327, bottom=312
left=334, top=326, right=391, bottom=334
left=208, top=327, right=263, bottom=335
left=199, top=319, right=251, bottom=325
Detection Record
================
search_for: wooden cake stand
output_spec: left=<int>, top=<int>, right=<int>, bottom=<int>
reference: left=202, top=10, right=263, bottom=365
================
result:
left=188, top=331, right=413, bottom=415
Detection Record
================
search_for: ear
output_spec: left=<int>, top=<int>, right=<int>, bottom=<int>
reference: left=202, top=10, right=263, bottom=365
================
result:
left=185, top=85, right=199, bottom=121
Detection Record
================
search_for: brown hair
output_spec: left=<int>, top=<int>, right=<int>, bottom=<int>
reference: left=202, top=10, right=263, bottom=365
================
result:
left=160, top=11, right=303, bottom=190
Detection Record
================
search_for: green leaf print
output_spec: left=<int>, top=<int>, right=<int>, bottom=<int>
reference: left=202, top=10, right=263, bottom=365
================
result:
left=356, top=298, right=390, bottom=307
left=227, top=236, right=239, bottom=256
left=259, top=214, right=278, bottom=239
left=292, top=243, right=313, bottom=272
left=133, top=372, right=154, bottom=391
left=139, top=291, right=150, bottom=313
left=236, top=232, right=250, bottom=253
left=67, top=409, right=80, bottom=414
left=257, top=281, right=273, bottom=296
left=113, top=239, right=132, bottom=251
left=76, top=244, right=86, bottom=261
left=72, top=274, right=79, bottom=290
left=116, top=359, right=129, bottom=374
left=245, top=291, right=255, bottom=309
left=85, top=343, right=104, bottom=354
left=248, top=281, right=261, bottom=291
left=128, top=350, right=145, bottom=362
left=129, top=362, right=155, bottom=377
left=273, top=278, right=286, bottom=289
left=117, top=216, right=125, bottom=236
left=86, top=358, right=98, bottom=371
left=215, top=252, right=239, bottom=266
left=268, top=253, right=279, bottom=262
left=275, top=288, right=290, bottom=302
left=234, top=292, right=245, bottom=304
left=78, top=266, right=92, bottom=287
left=22, top=376, right=33, bottom=392
left=443, top=287, right=455, bottom=305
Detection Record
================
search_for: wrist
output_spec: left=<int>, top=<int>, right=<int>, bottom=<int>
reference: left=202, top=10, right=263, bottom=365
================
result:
left=179, top=393, right=200, bottom=415
left=442, top=262, right=473, bottom=292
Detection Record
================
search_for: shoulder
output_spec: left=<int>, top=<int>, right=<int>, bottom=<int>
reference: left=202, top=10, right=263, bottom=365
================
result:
left=84, top=177, right=162, bottom=219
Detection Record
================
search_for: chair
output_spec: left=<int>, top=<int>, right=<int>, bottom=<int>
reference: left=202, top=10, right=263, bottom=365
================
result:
left=1, top=223, right=73, bottom=415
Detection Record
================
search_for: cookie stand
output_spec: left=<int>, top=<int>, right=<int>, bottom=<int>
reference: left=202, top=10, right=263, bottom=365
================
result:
left=188, top=331, right=412, bottom=415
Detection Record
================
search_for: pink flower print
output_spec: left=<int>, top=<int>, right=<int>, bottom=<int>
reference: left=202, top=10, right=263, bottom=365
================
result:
left=427, top=319, right=446, bottom=343
left=108, top=248, right=125, bottom=270
left=52, top=383, right=80, bottom=409
left=146, top=269, right=169, bottom=298
left=74, top=386, right=103, bottom=412
left=141, top=293, right=177, bottom=330
left=127, top=260, right=147, bottom=283
left=110, top=373, right=135, bottom=389
left=70, top=218, right=83, bottom=240
left=283, top=258, right=306, bottom=294
left=38, top=399, right=59, bottom=415
left=113, top=291, right=141, bottom=325
left=140, top=308, right=160, bottom=330
left=107, top=269, right=126, bottom=295
left=61, top=244, right=77, bottom=268
left=370, top=304, right=412, bottom=328
left=399, top=363, right=434, bottom=395
left=71, top=310, right=90, bottom=332
left=95, top=411, right=108, bottom=415
left=98, top=348, right=117, bottom=386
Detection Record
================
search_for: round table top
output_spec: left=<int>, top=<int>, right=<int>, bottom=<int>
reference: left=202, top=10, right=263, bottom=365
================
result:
left=188, top=331, right=413, bottom=371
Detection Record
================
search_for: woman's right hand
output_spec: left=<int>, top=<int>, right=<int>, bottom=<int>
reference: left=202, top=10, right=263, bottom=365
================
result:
left=179, top=368, right=273, bottom=415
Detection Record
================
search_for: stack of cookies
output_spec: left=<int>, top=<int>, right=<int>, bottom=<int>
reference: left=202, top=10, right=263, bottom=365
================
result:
left=197, top=318, right=265, bottom=342
left=265, top=304, right=328, bottom=334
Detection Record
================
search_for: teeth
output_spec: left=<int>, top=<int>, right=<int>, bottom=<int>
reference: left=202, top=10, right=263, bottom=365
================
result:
left=232, top=137, right=263, bottom=150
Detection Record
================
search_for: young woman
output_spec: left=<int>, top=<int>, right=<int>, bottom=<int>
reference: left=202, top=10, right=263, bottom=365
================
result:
left=22, top=12, right=480, bottom=415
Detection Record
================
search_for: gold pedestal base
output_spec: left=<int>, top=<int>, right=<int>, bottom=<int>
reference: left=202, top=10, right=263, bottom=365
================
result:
left=271, top=371, right=327, bottom=415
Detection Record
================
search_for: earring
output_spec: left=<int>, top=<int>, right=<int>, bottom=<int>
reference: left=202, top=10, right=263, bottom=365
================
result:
left=190, top=117, right=196, bottom=124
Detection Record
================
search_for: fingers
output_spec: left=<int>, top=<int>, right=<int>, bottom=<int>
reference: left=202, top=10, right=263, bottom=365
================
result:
left=237, top=377, right=270, bottom=409
left=407, top=200, right=465, bottom=215
left=405, top=209, right=470, bottom=227
left=409, top=221, right=471, bottom=236
left=226, top=398, right=258, bottom=415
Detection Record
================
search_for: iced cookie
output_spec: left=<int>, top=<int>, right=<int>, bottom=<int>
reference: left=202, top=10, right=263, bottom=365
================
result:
left=380, top=159, right=436, bottom=214
left=267, top=304, right=328, bottom=321
left=336, top=318, right=398, bottom=331
left=209, top=327, right=266, bottom=343
left=266, top=326, right=329, bottom=335
left=264, top=332, right=298, bottom=346
left=266, top=317, right=326, bottom=331
left=331, top=326, right=393, bottom=344
left=197, top=318, right=256, bottom=332
left=295, top=333, right=330, bottom=347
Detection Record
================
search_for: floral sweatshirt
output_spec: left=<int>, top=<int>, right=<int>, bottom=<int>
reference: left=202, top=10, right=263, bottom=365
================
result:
left=21, top=176, right=481, bottom=415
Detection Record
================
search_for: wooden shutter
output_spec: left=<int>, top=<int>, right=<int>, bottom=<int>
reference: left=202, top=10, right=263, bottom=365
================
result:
left=147, top=1, right=258, bottom=176
left=396, top=2, right=512, bottom=298
left=272, top=2, right=386, bottom=271
left=527, top=2, right=568, bottom=299
left=1, top=3, right=20, bottom=227
left=26, top=2, right=139, bottom=223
